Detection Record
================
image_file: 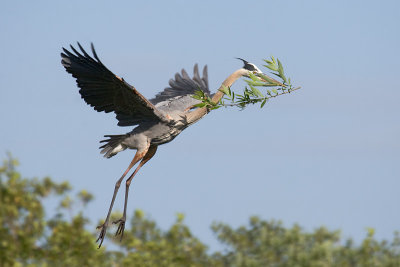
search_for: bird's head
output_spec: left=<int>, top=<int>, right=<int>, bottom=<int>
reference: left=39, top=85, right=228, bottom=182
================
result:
left=236, top=58, right=263, bottom=77
left=236, top=57, right=283, bottom=86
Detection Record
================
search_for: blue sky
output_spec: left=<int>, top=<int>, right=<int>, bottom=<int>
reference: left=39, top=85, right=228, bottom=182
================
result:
left=1, top=0, right=399, bottom=250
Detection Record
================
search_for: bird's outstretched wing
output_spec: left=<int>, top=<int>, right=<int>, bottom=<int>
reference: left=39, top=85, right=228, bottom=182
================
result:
left=149, top=64, right=210, bottom=105
left=61, top=43, right=169, bottom=127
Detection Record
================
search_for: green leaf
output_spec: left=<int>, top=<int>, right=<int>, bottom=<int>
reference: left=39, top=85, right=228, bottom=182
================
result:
left=261, top=99, right=267, bottom=108
left=235, top=94, right=243, bottom=99
left=263, top=59, right=273, bottom=65
left=258, top=73, right=280, bottom=85
left=193, top=90, right=205, bottom=100
left=193, top=103, right=206, bottom=108
left=264, top=64, right=278, bottom=72
left=220, top=85, right=231, bottom=96
left=248, top=72, right=259, bottom=82
left=245, top=80, right=267, bottom=87
left=277, top=59, right=287, bottom=83
left=249, top=85, right=263, bottom=97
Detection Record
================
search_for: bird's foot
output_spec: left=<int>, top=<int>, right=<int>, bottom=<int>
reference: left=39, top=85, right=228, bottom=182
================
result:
left=96, top=222, right=109, bottom=248
left=113, top=217, right=126, bottom=241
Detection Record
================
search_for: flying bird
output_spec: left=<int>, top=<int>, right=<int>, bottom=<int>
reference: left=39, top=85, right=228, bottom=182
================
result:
left=61, top=43, right=275, bottom=248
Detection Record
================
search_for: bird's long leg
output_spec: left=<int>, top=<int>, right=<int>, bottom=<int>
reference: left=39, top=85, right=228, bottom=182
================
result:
left=113, top=145, right=158, bottom=240
left=96, top=148, right=148, bottom=248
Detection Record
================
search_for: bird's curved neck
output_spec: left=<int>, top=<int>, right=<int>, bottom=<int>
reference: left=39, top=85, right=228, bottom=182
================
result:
left=185, top=68, right=246, bottom=125
left=211, top=68, right=247, bottom=104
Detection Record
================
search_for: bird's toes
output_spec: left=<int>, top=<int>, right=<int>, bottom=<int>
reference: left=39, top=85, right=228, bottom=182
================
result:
left=116, top=222, right=126, bottom=240
left=112, top=218, right=126, bottom=239
left=96, top=227, right=107, bottom=248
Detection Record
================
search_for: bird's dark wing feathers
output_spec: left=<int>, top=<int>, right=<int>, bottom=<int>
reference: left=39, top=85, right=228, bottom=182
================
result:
left=149, top=64, right=210, bottom=104
left=61, top=43, right=168, bottom=127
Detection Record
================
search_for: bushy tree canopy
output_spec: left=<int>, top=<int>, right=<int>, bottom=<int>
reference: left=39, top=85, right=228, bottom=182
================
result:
left=1, top=155, right=399, bottom=266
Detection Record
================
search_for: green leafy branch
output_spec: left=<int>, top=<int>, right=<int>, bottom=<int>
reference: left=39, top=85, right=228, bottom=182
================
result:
left=192, top=90, right=219, bottom=109
left=193, top=56, right=300, bottom=110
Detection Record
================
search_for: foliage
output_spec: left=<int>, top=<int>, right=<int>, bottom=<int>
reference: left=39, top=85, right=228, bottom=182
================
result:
left=193, top=56, right=300, bottom=110
left=107, top=211, right=210, bottom=266
left=1, top=155, right=400, bottom=266
left=211, top=218, right=400, bottom=267
left=0, top=154, right=112, bottom=267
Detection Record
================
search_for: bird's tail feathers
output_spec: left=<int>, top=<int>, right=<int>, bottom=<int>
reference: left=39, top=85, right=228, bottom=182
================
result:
left=99, top=134, right=128, bottom=158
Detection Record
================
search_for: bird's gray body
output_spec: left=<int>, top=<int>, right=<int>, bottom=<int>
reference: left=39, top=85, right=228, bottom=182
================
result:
left=103, top=121, right=182, bottom=157
left=97, top=73, right=209, bottom=155
left=102, top=95, right=203, bottom=157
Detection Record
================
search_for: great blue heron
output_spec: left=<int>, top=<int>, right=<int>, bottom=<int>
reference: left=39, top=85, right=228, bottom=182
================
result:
left=61, top=43, right=276, bottom=248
